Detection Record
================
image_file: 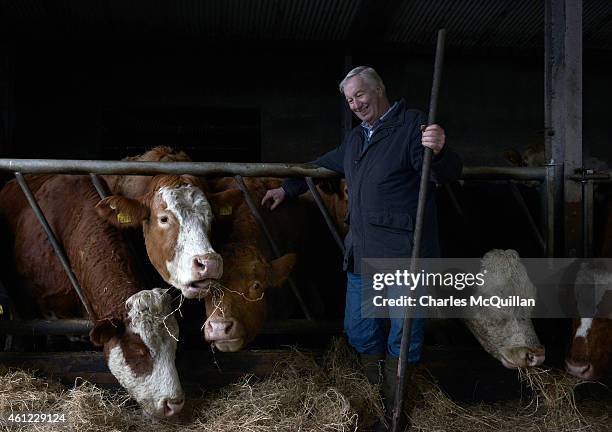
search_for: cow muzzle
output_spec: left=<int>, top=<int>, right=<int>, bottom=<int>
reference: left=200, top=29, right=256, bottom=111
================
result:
left=565, top=360, right=596, bottom=380
left=182, top=253, right=223, bottom=298
left=500, top=346, right=545, bottom=369
left=204, top=318, right=246, bottom=352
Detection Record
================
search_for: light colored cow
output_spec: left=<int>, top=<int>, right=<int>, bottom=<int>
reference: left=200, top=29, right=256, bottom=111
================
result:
left=464, top=249, right=545, bottom=369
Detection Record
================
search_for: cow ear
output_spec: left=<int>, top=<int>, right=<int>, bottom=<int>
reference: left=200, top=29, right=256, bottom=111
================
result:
left=95, top=196, right=149, bottom=228
left=208, top=189, right=244, bottom=220
left=269, top=253, right=297, bottom=288
left=89, top=318, right=125, bottom=347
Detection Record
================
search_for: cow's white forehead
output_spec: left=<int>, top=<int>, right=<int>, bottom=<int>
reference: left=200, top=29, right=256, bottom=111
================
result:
left=575, top=318, right=593, bottom=339
left=158, top=185, right=213, bottom=225
left=125, top=289, right=179, bottom=353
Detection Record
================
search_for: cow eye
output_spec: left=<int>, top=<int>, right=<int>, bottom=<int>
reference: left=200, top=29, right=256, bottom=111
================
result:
left=249, top=281, right=263, bottom=297
left=159, top=215, right=169, bottom=224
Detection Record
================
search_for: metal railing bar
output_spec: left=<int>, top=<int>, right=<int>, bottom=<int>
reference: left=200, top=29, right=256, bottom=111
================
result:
left=89, top=173, right=110, bottom=199
left=14, top=173, right=96, bottom=321
left=0, top=159, right=546, bottom=181
left=0, top=318, right=344, bottom=336
left=0, top=159, right=337, bottom=178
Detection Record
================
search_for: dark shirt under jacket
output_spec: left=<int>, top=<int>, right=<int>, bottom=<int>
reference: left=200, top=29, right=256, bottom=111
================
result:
left=282, top=99, right=463, bottom=274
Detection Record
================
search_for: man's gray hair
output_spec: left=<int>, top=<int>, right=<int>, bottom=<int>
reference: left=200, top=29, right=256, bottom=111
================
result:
left=339, top=66, right=386, bottom=95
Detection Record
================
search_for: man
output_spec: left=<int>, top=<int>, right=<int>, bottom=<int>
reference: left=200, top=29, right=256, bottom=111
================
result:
left=262, top=66, right=462, bottom=423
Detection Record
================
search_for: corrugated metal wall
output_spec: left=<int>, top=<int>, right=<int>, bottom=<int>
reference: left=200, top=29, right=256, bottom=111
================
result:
left=0, top=0, right=611, bottom=50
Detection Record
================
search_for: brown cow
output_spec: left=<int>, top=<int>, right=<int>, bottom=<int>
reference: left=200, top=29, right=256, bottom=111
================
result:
left=565, top=262, right=612, bottom=379
left=0, top=175, right=184, bottom=418
left=201, top=177, right=305, bottom=351
left=204, top=243, right=296, bottom=351
left=96, top=147, right=223, bottom=299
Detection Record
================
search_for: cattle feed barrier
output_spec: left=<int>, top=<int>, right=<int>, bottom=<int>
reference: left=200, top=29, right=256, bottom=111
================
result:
left=0, top=158, right=555, bottom=341
left=0, top=318, right=343, bottom=336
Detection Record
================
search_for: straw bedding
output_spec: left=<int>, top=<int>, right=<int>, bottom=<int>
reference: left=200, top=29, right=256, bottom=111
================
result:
left=0, top=339, right=609, bottom=431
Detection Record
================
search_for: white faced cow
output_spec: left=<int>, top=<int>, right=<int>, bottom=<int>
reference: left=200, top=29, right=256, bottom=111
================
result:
left=91, top=289, right=184, bottom=417
left=96, top=175, right=222, bottom=299
left=0, top=175, right=184, bottom=418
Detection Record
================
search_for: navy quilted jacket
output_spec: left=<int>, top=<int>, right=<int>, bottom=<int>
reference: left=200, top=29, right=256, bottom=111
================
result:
left=283, top=99, right=463, bottom=274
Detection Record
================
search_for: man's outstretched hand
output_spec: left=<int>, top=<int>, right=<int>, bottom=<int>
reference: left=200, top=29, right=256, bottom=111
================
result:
left=261, top=187, right=286, bottom=210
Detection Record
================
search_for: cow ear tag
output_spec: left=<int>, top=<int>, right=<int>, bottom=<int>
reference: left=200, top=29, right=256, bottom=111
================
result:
left=219, top=205, right=232, bottom=216
left=117, top=212, right=132, bottom=224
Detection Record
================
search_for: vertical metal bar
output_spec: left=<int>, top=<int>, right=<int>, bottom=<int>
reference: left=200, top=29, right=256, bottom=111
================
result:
left=233, top=175, right=313, bottom=320
left=544, top=160, right=556, bottom=257
left=582, top=172, right=594, bottom=258
left=507, top=181, right=546, bottom=254
left=89, top=173, right=110, bottom=199
left=304, top=177, right=345, bottom=254
left=545, top=0, right=583, bottom=257
left=14, top=173, right=96, bottom=320
left=392, top=28, right=446, bottom=432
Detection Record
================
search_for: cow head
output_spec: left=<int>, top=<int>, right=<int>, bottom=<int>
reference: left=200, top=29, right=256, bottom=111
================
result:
left=466, top=315, right=546, bottom=369
left=90, top=288, right=184, bottom=418
left=566, top=318, right=612, bottom=380
left=202, top=244, right=296, bottom=352
left=464, top=249, right=545, bottom=369
left=96, top=175, right=222, bottom=298
left=566, top=263, right=612, bottom=379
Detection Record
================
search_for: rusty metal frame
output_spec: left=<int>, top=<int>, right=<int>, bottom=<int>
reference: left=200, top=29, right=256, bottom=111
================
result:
left=0, top=159, right=553, bottom=337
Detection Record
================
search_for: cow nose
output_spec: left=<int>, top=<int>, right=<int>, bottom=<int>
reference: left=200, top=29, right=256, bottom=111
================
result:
left=163, top=397, right=185, bottom=417
left=206, top=319, right=235, bottom=338
left=565, top=360, right=593, bottom=379
left=193, top=253, right=223, bottom=279
left=526, top=347, right=546, bottom=367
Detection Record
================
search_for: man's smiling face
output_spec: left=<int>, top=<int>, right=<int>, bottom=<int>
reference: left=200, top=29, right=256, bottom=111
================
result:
left=343, top=75, right=388, bottom=126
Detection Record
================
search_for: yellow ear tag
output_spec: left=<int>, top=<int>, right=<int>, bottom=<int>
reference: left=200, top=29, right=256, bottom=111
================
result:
left=219, top=205, right=233, bottom=216
left=117, top=212, right=132, bottom=224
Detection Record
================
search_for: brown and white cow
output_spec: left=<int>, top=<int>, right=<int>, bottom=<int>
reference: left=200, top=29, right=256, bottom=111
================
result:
left=0, top=175, right=184, bottom=418
left=464, top=249, right=545, bottom=369
left=565, top=262, right=612, bottom=380
left=95, top=146, right=224, bottom=299
left=96, top=170, right=222, bottom=299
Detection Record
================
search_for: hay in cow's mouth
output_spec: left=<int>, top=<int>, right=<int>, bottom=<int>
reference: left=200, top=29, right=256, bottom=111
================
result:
left=1, top=343, right=610, bottom=432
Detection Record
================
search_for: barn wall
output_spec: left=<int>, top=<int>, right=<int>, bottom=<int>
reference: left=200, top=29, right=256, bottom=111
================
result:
left=2, top=40, right=610, bottom=168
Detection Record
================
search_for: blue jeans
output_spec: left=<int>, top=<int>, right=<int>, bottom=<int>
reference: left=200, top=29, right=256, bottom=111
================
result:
left=344, top=271, right=425, bottom=360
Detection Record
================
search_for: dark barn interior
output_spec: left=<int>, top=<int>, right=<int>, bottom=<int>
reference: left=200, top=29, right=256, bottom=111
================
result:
left=0, top=0, right=612, bottom=421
